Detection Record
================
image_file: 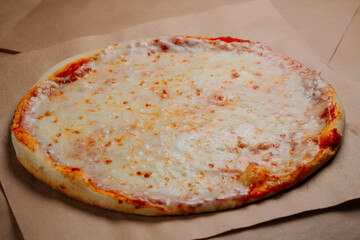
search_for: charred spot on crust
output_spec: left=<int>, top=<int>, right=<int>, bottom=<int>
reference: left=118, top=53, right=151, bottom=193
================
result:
left=319, top=128, right=342, bottom=150
left=210, top=36, right=251, bottom=44
left=133, top=199, right=146, bottom=209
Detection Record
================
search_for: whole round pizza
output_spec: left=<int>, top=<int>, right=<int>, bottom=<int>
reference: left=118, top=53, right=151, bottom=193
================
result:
left=11, top=36, right=344, bottom=215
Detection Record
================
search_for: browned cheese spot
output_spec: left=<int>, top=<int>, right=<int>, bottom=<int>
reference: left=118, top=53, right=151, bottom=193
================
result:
left=196, top=88, right=201, bottom=96
left=161, top=44, right=169, bottom=51
left=253, top=72, right=262, bottom=76
left=232, top=72, right=240, bottom=78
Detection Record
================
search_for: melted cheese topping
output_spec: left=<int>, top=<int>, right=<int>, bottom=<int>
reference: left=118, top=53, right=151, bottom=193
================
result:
left=23, top=36, right=331, bottom=206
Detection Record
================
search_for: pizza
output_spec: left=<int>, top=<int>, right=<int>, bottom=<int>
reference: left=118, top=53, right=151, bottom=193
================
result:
left=11, top=36, right=344, bottom=215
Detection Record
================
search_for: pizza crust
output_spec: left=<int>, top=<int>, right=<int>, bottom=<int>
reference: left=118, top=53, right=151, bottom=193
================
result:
left=11, top=36, right=345, bottom=215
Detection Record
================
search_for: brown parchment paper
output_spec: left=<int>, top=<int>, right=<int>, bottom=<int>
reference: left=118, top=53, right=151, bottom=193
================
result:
left=0, top=52, right=13, bottom=58
left=212, top=199, right=360, bottom=240
left=0, top=184, right=24, bottom=240
left=0, top=0, right=41, bottom=40
left=272, top=0, right=360, bottom=62
left=0, top=0, right=247, bottom=52
left=1, top=0, right=359, bottom=63
left=1, top=1, right=360, bottom=239
left=328, top=5, right=360, bottom=83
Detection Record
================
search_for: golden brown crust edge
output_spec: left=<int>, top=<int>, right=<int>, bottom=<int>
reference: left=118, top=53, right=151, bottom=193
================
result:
left=10, top=36, right=345, bottom=216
